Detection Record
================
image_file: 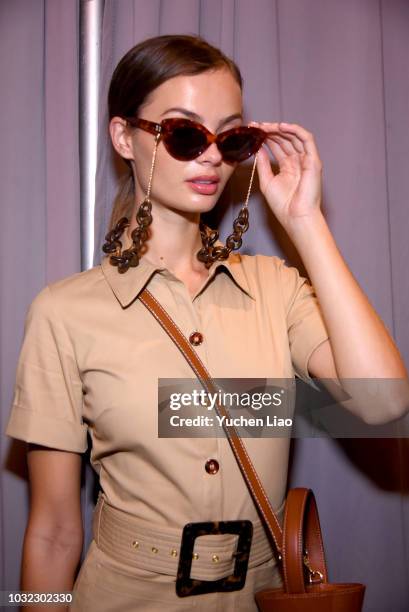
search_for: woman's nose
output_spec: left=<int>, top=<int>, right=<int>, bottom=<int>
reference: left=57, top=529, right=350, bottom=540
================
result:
left=197, top=142, right=223, bottom=165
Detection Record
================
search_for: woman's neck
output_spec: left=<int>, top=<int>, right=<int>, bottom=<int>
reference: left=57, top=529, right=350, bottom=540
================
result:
left=126, top=207, right=206, bottom=273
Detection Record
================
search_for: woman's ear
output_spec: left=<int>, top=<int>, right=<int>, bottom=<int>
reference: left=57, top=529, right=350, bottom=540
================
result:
left=109, top=117, right=135, bottom=160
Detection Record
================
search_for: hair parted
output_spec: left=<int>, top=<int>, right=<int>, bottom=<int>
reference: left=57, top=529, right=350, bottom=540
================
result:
left=107, top=34, right=243, bottom=230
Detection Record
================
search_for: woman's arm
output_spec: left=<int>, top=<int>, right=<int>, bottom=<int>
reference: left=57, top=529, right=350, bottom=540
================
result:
left=21, top=444, right=83, bottom=612
left=291, top=210, right=406, bottom=378
left=293, top=211, right=408, bottom=423
left=254, top=121, right=409, bottom=423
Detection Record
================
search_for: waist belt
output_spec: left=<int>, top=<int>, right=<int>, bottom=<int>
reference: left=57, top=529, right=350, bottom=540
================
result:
left=92, top=492, right=285, bottom=582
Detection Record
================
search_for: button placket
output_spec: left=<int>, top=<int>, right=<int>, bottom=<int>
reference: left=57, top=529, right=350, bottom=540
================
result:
left=159, top=276, right=222, bottom=514
left=169, top=280, right=206, bottom=357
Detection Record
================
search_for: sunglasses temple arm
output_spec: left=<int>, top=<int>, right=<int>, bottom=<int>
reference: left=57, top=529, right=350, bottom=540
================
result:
left=126, top=117, right=162, bottom=137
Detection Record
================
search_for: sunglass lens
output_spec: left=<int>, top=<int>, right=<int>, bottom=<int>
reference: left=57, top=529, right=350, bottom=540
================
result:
left=165, top=125, right=207, bottom=160
left=219, top=130, right=264, bottom=163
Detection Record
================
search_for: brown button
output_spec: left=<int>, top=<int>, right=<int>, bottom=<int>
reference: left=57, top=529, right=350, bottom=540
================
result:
left=189, top=331, right=203, bottom=346
left=205, top=459, right=219, bottom=474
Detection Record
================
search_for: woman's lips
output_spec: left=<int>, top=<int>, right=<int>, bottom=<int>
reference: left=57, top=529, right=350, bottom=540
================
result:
left=186, top=176, right=220, bottom=195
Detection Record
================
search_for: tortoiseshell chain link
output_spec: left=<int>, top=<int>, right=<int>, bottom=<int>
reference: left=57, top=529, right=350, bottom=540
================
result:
left=103, top=150, right=258, bottom=273
left=197, top=154, right=258, bottom=268
left=102, top=135, right=159, bottom=274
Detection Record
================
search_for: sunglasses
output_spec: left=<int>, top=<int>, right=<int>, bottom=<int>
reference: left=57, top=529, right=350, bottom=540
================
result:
left=125, top=117, right=267, bottom=163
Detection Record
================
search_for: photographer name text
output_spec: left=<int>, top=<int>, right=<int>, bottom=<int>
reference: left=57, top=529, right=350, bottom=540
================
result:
left=169, top=414, right=292, bottom=428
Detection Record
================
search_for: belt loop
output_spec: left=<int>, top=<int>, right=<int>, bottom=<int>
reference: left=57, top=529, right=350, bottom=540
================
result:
left=92, top=491, right=104, bottom=546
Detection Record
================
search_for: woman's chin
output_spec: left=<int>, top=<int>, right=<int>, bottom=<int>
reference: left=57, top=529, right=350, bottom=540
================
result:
left=152, top=188, right=220, bottom=214
left=185, top=190, right=220, bottom=211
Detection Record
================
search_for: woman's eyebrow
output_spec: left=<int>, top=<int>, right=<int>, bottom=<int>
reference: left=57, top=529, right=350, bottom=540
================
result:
left=160, top=107, right=201, bottom=121
left=218, top=113, right=243, bottom=129
left=160, top=107, right=243, bottom=128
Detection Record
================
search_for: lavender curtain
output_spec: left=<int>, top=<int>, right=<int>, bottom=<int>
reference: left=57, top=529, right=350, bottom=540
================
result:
left=0, top=0, right=80, bottom=594
left=2, top=1, right=408, bottom=610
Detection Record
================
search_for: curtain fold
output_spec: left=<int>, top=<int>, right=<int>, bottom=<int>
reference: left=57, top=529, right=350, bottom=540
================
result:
left=2, top=1, right=408, bottom=609
left=0, top=0, right=80, bottom=591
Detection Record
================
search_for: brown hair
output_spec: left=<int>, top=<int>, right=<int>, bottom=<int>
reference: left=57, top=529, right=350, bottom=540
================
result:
left=107, top=34, right=243, bottom=230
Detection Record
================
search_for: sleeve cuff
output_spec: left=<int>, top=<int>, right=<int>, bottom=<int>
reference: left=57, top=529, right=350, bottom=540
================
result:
left=5, top=405, right=88, bottom=453
left=291, top=327, right=330, bottom=387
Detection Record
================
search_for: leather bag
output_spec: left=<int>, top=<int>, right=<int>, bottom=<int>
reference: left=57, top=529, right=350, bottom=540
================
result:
left=138, top=287, right=366, bottom=611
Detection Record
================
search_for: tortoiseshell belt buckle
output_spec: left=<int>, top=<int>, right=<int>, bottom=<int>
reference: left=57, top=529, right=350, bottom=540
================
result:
left=175, top=520, right=253, bottom=597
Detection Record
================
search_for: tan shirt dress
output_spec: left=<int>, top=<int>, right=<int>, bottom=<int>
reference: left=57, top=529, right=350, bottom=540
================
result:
left=5, top=235, right=329, bottom=611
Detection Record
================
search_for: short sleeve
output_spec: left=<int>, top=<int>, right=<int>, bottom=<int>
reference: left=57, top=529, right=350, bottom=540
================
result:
left=279, top=260, right=329, bottom=384
left=5, top=286, right=88, bottom=453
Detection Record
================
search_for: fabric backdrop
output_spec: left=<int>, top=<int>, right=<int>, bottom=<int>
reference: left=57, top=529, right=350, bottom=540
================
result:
left=0, top=0, right=81, bottom=594
left=1, top=1, right=408, bottom=610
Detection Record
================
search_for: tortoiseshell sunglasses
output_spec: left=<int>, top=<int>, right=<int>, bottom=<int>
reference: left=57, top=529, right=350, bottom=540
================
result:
left=125, top=117, right=267, bottom=163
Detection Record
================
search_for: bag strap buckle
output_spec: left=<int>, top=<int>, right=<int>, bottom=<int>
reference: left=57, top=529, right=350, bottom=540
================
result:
left=303, top=550, right=324, bottom=584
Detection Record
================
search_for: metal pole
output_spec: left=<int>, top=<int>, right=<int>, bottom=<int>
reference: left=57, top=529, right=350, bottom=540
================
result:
left=78, top=1, right=105, bottom=555
left=79, top=0, right=103, bottom=271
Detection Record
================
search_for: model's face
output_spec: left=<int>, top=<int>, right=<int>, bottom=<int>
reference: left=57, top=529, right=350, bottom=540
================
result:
left=113, top=69, right=243, bottom=216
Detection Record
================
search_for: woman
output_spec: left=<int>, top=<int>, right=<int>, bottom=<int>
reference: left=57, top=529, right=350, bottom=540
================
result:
left=6, top=34, right=408, bottom=611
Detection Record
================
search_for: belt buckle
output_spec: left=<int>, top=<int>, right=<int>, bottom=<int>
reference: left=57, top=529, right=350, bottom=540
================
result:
left=175, top=520, right=253, bottom=597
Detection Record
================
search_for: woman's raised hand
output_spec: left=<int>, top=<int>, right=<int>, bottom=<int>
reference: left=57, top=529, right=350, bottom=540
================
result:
left=252, top=121, right=323, bottom=235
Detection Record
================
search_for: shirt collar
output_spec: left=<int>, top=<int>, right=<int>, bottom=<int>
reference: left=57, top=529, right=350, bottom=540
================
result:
left=100, top=226, right=255, bottom=307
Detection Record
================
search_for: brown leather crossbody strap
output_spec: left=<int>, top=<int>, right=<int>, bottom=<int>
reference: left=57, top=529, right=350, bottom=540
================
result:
left=138, top=287, right=284, bottom=553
